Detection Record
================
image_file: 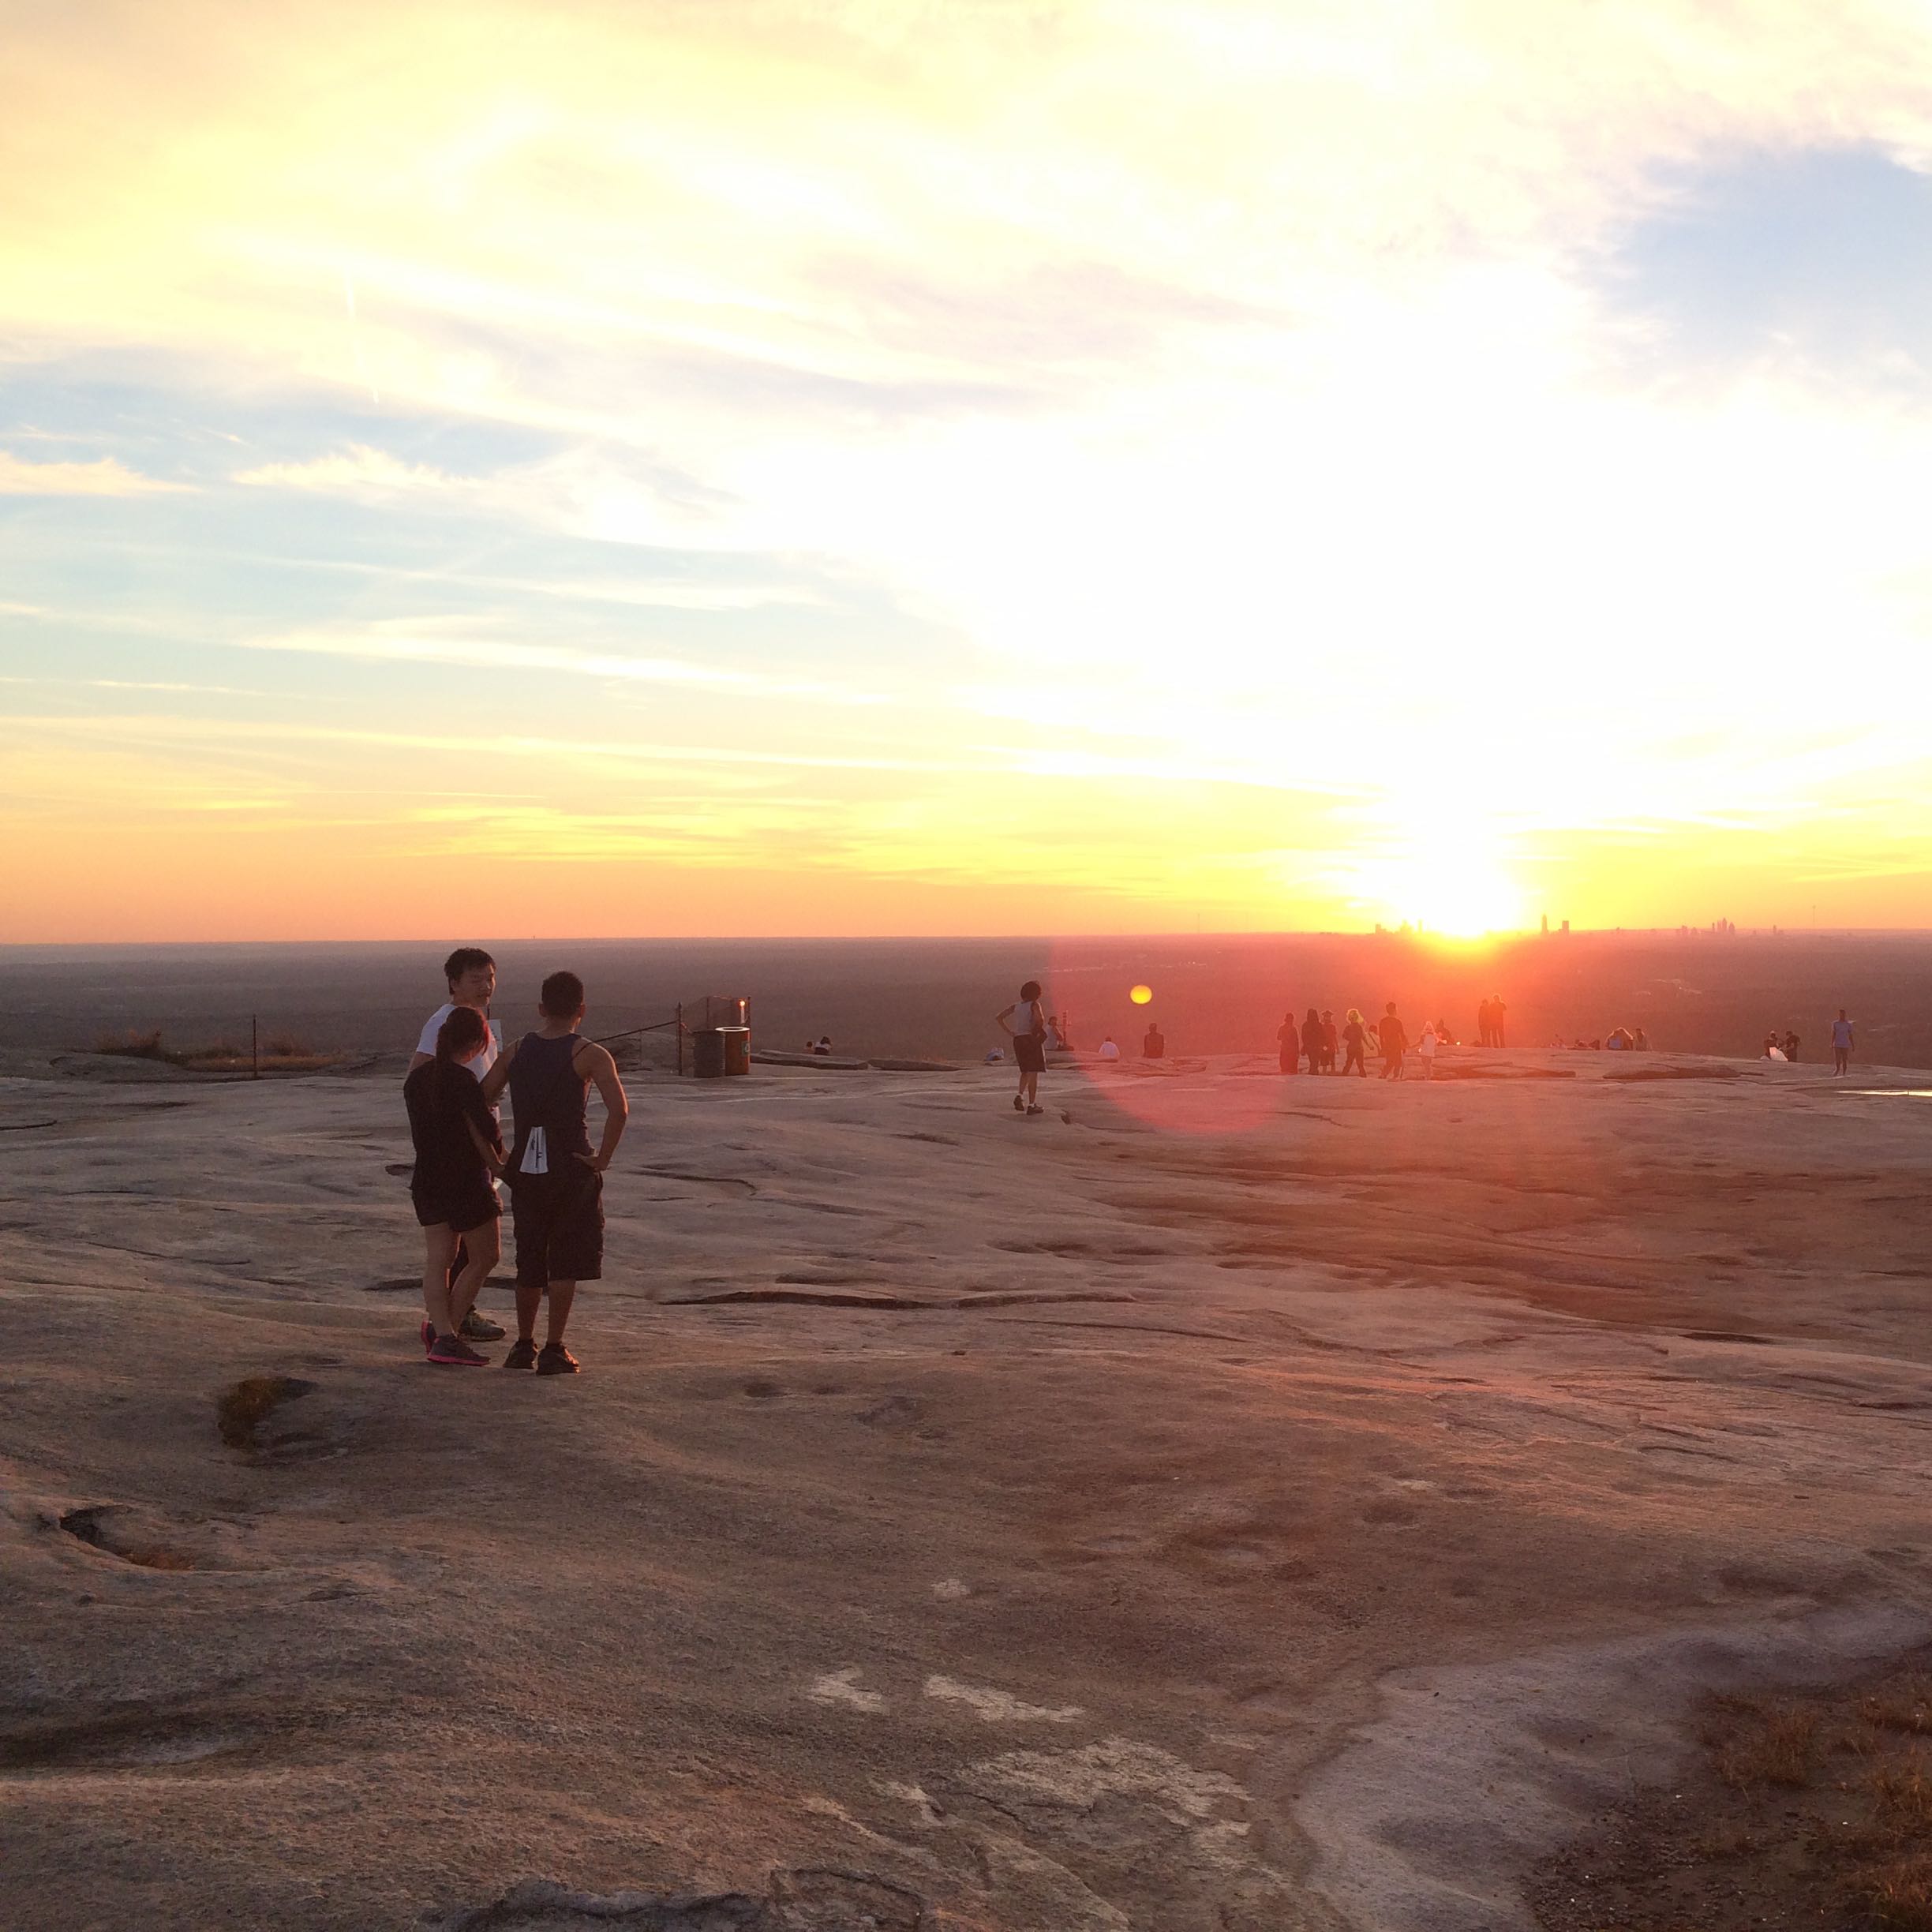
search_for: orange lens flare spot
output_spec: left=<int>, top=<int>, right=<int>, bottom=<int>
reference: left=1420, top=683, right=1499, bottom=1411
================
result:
left=1129, top=983, right=1154, bottom=1005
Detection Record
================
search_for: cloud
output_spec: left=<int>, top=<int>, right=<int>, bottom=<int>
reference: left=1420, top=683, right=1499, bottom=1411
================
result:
left=230, top=436, right=732, bottom=546
left=239, top=617, right=888, bottom=706
left=9, top=2, right=1932, bottom=931
left=233, top=444, right=462, bottom=495
left=0, top=451, right=185, bottom=496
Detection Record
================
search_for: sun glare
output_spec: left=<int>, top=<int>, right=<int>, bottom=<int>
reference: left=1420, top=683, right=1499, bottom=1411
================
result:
left=1349, top=818, right=1527, bottom=938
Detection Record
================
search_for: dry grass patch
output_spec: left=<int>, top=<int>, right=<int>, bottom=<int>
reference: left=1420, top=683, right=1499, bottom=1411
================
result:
left=216, top=1375, right=317, bottom=1453
left=92, top=1028, right=343, bottom=1073
left=1713, top=1699, right=1817, bottom=1789
left=1866, top=1678, right=1932, bottom=1736
left=1532, top=1649, right=1932, bottom=1932
left=1869, top=1852, right=1932, bottom=1931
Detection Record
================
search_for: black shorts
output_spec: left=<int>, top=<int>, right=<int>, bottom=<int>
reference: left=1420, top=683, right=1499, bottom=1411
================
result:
left=411, top=1181, right=500, bottom=1233
left=1013, top=1034, right=1046, bottom=1073
left=510, top=1166, right=604, bottom=1288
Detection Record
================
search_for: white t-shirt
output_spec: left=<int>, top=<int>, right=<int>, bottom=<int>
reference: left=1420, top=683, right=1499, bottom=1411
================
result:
left=415, top=1003, right=500, bottom=1079
left=1098, top=1039, right=1120, bottom=1059
left=1000, top=1000, right=1043, bottom=1037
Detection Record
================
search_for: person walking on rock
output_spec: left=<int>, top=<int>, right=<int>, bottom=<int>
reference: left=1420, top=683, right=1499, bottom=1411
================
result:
left=1378, top=1002, right=1408, bottom=1080
left=1340, top=1009, right=1371, bottom=1076
left=1417, top=1020, right=1442, bottom=1079
left=1276, top=1009, right=1300, bottom=1074
left=1832, top=1009, right=1855, bottom=1076
left=995, top=979, right=1049, bottom=1115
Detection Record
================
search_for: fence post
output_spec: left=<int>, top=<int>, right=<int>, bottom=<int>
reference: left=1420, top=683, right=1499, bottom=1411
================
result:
left=676, top=1003, right=683, bottom=1078
left=251, top=1015, right=259, bottom=1080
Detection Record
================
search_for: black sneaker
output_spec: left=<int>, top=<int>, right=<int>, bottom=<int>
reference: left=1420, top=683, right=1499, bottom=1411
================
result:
left=427, top=1333, right=489, bottom=1367
left=536, top=1342, right=580, bottom=1376
left=459, top=1309, right=506, bottom=1342
left=502, top=1338, right=538, bottom=1372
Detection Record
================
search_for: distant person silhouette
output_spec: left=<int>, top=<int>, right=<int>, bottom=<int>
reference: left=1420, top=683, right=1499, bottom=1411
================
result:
left=1320, top=1009, right=1339, bottom=1073
left=1276, top=1009, right=1300, bottom=1074
left=1832, top=1009, right=1855, bottom=1075
left=1098, top=1035, right=1120, bottom=1061
left=1340, top=1009, right=1370, bottom=1076
left=1783, top=1030, right=1799, bottom=1062
left=1417, top=1020, right=1441, bottom=1078
left=1489, top=996, right=1507, bottom=1048
left=1378, top=1002, right=1408, bottom=1079
left=1143, top=1021, right=1166, bottom=1058
left=1301, top=1007, right=1324, bottom=1074
left=1477, top=997, right=1494, bottom=1047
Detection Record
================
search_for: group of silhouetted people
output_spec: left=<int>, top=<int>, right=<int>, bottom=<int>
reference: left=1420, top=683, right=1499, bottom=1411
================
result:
left=1277, top=1003, right=1445, bottom=1079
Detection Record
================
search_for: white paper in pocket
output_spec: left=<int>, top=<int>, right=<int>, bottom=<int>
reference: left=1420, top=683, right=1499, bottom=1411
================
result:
left=519, top=1125, right=549, bottom=1176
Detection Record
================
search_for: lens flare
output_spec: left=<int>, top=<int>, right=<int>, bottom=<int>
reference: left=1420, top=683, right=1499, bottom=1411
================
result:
left=1129, top=983, right=1153, bottom=1005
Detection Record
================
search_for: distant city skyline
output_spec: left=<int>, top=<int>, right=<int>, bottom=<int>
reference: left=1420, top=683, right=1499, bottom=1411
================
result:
left=7, top=3, right=1932, bottom=942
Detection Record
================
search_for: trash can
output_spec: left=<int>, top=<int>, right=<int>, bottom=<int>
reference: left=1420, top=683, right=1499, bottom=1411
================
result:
left=691, top=1026, right=751, bottom=1078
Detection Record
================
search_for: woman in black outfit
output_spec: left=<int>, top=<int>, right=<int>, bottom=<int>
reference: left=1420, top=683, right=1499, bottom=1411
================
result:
left=402, top=1005, right=506, bottom=1365
left=1301, top=1007, right=1324, bottom=1074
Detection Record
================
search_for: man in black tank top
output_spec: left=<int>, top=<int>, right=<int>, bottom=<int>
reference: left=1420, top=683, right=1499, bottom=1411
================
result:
left=480, top=969, right=630, bottom=1375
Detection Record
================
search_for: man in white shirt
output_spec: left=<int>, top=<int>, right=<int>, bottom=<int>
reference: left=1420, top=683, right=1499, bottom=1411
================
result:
left=1832, top=1009, right=1855, bottom=1076
left=1098, top=1035, right=1120, bottom=1061
left=409, top=947, right=506, bottom=1342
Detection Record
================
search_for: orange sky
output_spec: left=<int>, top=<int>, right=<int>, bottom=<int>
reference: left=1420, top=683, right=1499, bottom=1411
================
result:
left=7, top=2, right=1932, bottom=940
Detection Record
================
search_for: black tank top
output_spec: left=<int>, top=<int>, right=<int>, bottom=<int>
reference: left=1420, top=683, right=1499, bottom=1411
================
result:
left=507, top=1032, right=593, bottom=1173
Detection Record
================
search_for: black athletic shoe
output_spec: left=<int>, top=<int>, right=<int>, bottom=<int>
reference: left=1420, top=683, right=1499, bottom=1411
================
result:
left=459, top=1309, right=506, bottom=1342
left=536, top=1342, right=580, bottom=1376
left=502, top=1337, right=538, bottom=1372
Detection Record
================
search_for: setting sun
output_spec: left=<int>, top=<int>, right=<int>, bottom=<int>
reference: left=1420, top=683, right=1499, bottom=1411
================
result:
left=1347, top=814, right=1529, bottom=938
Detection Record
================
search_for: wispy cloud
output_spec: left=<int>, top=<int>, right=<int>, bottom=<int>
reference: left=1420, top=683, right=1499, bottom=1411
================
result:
left=233, top=444, right=461, bottom=496
left=239, top=619, right=888, bottom=706
left=9, top=2, right=1932, bottom=933
left=0, top=451, right=186, bottom=496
